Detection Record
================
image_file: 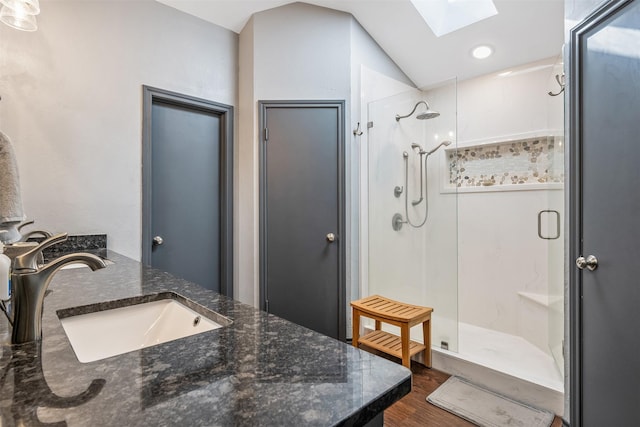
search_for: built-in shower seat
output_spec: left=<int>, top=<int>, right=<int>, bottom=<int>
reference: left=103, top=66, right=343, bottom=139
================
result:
left=351, top=295, right=433, bottom=369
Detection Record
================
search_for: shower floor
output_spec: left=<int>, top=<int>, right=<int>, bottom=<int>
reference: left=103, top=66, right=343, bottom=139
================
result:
left=361, top=319, right=564, bottom=413
left=457, top=322, right=563, bottom=392
left=431, top=322, right=564, bottom=414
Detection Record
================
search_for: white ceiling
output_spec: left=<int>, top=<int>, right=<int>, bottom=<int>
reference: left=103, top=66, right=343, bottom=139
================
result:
left=156, top=0, right=565, bottom=88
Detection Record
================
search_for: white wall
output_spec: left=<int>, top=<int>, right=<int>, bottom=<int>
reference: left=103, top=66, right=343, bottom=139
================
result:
left=0, top=0, right=411, bottom=313
left=456, top=57, right=564, bottom=345
left=0, top=0, right=238, bottom=260
left=237, top=3, right=350, bottom=308
left=237, top=2, right=412, bottom=309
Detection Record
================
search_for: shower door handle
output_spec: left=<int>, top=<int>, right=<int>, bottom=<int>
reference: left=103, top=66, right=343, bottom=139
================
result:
left=576, top=255, right=598, bottom=271
left=326, top=233, right=336, bottom=243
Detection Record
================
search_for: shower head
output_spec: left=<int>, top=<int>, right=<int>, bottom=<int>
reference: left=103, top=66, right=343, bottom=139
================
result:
left=411, top=143, right=424, bottom=153
left=416, top=110, right=441, bottom=120
left=426, top=140, right=453, bottom=155
left=396, top=100, right=440, bottom=121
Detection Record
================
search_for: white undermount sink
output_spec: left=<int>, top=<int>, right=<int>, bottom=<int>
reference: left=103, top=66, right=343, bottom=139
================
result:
left=61, top=258, right=115, bottom=270
left=58, top=294, right=230, bottom=363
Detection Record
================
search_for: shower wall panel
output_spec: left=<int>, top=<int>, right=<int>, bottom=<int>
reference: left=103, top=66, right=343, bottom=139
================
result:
left=455, top=56, right=564, bottom=359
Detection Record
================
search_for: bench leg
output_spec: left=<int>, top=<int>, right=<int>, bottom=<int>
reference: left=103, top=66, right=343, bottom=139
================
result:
left=375, top=320, right=381, bottom=331
left=352, top=309, right=360, bottom=348
left=423, top=318, right=431, bottom=368
left=401, top=323, right=410, bottom=369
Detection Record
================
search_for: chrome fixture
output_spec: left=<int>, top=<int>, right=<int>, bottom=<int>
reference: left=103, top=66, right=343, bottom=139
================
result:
left=538, top=210, right=561, bottom=240
left=411, top=143, right=427, bottom=206
left=392, top=213, right=404, bottom=231
left=394, top=141, right=453, bottom=230
left=152, top=236, right=164, bottom=246
left=411, top=143, right=425, bottom=153
left=8, top=233, right=107, bottom=344
left=18, top=230, right=53, bottom=241
left=395, top=101, right=440, bottom=121
left=353, top=122, right=363, bottom=136
left=4, top=221, right=50, bottom=264
left=2, top=241, right=38, bottom=261
left=426, top=140, right=452, bottom=155
left=326, top=233, right=336, bottom=243
left=576, top=255, right=598, bottom=271
left=548, top=73, right=565, bottom=97
left=17, top=220, right=53, bottom=242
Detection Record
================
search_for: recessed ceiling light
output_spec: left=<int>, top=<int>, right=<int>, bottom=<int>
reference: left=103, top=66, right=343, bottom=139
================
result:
left=472, top=45, right=493, bottom=59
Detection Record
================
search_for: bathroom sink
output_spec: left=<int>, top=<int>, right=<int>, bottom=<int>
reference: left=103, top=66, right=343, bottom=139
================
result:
left=61, top=258, right=115, bottom=269
left=57, top=293, right=231, bottom=363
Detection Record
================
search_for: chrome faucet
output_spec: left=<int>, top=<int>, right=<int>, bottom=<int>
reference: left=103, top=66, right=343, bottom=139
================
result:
left=10, top=233, right=107, bottom=344
left=16, top=220, right=54, bottom=242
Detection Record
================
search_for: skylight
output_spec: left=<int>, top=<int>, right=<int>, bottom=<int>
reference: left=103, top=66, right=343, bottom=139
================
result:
left=410, top=0, right=498, bottom=38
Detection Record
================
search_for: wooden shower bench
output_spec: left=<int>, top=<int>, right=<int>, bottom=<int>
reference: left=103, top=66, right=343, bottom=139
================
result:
left=351, top=295, right=433, bottom=369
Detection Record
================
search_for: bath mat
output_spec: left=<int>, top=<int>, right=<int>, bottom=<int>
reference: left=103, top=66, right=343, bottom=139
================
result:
left=426, top=376, right=554, bottom=427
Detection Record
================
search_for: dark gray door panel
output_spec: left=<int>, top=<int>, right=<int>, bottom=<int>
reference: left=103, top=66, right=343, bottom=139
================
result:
left=260, top=101, right=345, bottom=340
left=151, top=102, right=221, bottom=290
left=570, top=1, right=640, bottom=424
left=142, top=87, right=233, bottom=297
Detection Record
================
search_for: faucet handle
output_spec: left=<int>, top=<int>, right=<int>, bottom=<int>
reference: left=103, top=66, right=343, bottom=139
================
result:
left=17, top=220, right=35, bottom=232
left=16, top=220, right=54, bottom=242
left=13, top=233, right=68, bottom=272
left=18, top=230, right=54, bottom=242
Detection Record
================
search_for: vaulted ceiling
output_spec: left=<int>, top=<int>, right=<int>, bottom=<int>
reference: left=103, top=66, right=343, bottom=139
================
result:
left=156, top=0, right=565, bottom=88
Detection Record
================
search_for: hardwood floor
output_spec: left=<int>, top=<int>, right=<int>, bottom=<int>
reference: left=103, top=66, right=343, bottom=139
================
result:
left=383, top=360, right=564, bottom=427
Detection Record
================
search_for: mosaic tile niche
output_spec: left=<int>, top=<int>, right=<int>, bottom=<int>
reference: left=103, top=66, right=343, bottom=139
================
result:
left=447, top=135, right=564, bottom=190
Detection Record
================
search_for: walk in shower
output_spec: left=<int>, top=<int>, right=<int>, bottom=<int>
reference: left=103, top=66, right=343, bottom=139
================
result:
left=366, top=80, right=459, bottom=354
left=364, top=55, right=565, bottom=414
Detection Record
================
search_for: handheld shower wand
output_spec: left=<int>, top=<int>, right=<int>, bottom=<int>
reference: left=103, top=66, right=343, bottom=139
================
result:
left=426, top=140, right=452, bottom=155
left=394, top=140, right=454, bottom=231
left=411, top=143, right=425, bottom=153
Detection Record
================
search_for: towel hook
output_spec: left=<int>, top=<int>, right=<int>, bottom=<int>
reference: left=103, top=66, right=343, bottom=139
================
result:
left=548, top=73, right=565, bottom=96
left=353, top=122, right=363, bottom=136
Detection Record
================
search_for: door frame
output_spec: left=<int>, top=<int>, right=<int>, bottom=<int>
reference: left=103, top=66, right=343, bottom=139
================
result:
left=141, top=85, right=234, bottom=297
left=568, top=0, right=633, bottom=424
left=258, top=100, right=346, bottom=340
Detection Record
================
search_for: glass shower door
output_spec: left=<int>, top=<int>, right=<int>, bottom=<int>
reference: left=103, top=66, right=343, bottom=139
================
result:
left=366, top=83, right=458, bottom=353
left=546, top=52, right=565, bottom=378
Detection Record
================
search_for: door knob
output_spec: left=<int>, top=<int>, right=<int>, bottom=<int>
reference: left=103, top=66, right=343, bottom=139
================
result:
left=576, top=255, right=598, bottom=271
left=152, top=236, right=164, bottom=246
left=326, top=233, right=336, bottom=243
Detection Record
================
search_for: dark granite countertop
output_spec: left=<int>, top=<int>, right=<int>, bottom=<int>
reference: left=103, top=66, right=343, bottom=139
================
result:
left=0, top=252, right=411, bottom=426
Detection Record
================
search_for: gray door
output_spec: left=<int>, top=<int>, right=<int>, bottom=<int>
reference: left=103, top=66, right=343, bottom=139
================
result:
left=570, top=1, right=640, bottom=424
left=260, top=101, right=345, bottom=340
left=142, top=87, right=233, bottom=296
